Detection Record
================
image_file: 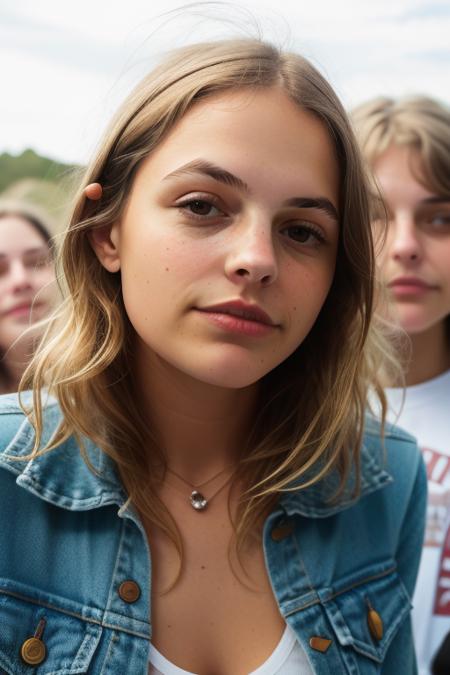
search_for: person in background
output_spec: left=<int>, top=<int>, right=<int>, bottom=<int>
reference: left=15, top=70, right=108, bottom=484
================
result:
left=0, top=204, right=56, bottom=393
left=353, top=96, right=450, bottom=675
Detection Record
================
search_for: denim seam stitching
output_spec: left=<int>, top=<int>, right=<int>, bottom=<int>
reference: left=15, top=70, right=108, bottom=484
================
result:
left=284, top=563, right=398, bottom=616
left=326, top=564, right=398, bottom=601
left=99, top=631, right=118, bottom=675
left=17, top=473, right=121, bottom=509
left=0, top=588, right=150, bottom=639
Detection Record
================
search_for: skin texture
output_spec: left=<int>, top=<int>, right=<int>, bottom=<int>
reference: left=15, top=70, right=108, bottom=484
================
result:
left=93, top=87, right=339, bottom=392
left=374, top=145, right=450, bottom=384
left=0, top=216, right=55, bottom=389
left=90, top=86, right=340, bottom=673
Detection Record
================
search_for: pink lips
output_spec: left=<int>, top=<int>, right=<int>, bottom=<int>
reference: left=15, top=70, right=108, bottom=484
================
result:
left=3, top=303, right=33, bottom=317
left=388, top=277, right=436, bottom=297
left=196, top=300, right=278, bottom=337
left=2, top=301, right=45, bottom=319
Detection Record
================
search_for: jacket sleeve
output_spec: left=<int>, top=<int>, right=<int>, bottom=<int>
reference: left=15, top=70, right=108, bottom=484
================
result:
left=383, top=450, right=428, bottom=674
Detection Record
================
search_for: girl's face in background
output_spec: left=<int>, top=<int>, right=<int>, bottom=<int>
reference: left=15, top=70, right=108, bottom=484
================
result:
left=374, top=145, right=450, bottom=336
left=0, top=216, right=55, bottom=351
left=96, top=87, right=340, bottom=388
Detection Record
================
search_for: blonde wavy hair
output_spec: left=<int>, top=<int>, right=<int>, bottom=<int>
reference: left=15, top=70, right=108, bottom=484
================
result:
left=352, top=96, right=450, bottom=198
left=21, top=38, right=392, bottom=557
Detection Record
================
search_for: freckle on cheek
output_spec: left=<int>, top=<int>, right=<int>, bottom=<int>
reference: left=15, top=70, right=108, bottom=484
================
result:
left=165, top=267, right=170, bottom=272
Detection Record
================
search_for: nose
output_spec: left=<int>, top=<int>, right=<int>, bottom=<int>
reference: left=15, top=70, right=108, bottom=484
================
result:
left=8, top=260, right=33, bottom=292
left=389, top=215, right=422, bottom=265
left=224, top=219, right=278, bottom=287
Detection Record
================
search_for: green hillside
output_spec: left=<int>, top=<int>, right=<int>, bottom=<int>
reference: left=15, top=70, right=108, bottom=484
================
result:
left=0, top=149, right=81, bottom=232
left=0, top=149, right=76, bottom=193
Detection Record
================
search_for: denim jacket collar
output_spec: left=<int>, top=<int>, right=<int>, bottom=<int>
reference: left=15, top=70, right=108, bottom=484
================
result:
left=1, top=397, right=126, bottom=511
left=1, top=397, right=393, bottom=518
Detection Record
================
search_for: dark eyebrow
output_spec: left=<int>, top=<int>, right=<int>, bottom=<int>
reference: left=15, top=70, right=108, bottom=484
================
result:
left=164, top=160, right=249, bottom=192
left=284, top=197, right=339, bottom=224
left=22, top=247, right=49, bottom=255
left=165, top=159, right=339, bottom=223
left=421, top=196, right=450, bottom=205
left=0, top=247, right=48, bottom=260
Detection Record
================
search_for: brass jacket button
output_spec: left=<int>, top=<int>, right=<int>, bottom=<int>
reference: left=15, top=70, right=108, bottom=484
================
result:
left=271, top=522, right=294, bottom=541
left=118, top=580, right=141, bottom=603
left=367, top=607, right=384, bottom=641
left=309, top=636, right=332, bottom=653
left=20, top=637, right=46, bottom=665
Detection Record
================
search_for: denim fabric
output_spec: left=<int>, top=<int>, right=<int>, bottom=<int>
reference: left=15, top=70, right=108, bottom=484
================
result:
left=0, top=393, right=426, bottom=674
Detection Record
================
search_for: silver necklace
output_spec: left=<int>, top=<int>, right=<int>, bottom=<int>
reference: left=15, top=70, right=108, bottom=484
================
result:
left=166, top=466, right=234, bottom=511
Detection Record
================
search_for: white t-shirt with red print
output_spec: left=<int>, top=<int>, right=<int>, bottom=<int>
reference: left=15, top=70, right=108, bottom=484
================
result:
left=385, top=369, right=450, bottom=675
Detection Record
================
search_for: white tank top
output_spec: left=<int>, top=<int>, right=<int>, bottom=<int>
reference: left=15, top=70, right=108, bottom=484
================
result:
left=148, top=623, right=313, bottom=674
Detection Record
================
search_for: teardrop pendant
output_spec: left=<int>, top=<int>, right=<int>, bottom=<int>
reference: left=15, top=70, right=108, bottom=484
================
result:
left=190, top=490, right=208, bottom=511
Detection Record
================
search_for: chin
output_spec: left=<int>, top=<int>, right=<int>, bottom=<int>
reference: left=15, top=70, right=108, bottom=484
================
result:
left=396, top=310, right=437, bottom=336
left=188, top=365, right=268, bottom=389
left=143, top=341, right=289, bottom=389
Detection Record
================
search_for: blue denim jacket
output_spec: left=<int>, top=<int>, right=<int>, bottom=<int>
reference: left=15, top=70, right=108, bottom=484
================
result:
left=0, top=393, right=426, bottom=674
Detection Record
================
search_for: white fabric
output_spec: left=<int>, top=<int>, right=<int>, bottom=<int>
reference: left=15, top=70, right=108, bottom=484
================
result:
left=385, top=369, right=450, bottom=675
left=148, top=623, right=313, bottom=674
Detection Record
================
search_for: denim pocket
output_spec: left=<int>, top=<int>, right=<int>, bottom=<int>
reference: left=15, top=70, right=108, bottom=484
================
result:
left=0, top=590, right=102, bottom=674
left=322, top=564, right=412, bottom=664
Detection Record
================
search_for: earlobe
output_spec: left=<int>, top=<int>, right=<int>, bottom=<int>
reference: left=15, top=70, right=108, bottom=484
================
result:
left=88, top=224, right=121, bottom=273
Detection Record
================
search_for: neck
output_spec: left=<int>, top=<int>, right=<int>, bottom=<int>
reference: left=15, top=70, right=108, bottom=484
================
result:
left=0, top=336, right=35, bottom=393
left=405, top=322, right=450, bottom=386
left=135, top=349, right=259, bottom=483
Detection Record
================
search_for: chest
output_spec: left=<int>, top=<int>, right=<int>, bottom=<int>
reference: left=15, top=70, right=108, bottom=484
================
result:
left=146, top=510, right=286, bottom=674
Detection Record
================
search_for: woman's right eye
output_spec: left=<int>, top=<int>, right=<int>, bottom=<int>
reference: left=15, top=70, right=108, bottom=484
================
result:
left=175, top=195, right=226, bottom=221
left=186, top=200, right=221, bottom=217
left=24, top=253, right=52, bottom=269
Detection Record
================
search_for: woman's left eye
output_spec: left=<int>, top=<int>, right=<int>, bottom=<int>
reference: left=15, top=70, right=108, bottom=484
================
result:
left=281, top=223, right=325, bottom=246
left=430, top=213, right=450, bottom=229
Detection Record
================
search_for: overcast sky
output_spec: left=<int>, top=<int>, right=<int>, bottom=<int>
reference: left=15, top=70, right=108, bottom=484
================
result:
left=1, top=0, right=449, bottom=165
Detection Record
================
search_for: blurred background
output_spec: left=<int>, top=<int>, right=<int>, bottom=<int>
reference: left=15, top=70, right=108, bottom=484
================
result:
left=1, top=0, right=449, bottom=231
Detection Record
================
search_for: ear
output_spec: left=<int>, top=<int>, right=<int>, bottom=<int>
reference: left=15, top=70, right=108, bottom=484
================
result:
left=88, top=223, right=121, bottom=273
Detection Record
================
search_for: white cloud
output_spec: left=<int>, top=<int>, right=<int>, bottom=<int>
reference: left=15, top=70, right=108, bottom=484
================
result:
left=1, top=0, right=449, bottom=164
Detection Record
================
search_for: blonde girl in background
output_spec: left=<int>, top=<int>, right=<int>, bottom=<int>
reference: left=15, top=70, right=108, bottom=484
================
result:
left=0, top=204, right=56, bottom=393
left=0, top=40, right=425, bottom=674
left=353, top=96, right=450, bottom=675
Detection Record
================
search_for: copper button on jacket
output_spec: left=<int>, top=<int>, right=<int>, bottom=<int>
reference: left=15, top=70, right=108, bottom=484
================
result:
left=367, top=607, right=384, bottom=641
left=20, top=637, right=46, bottom=665
left=309, top=636, right=332, bottom=653
left=271, top=522, right=294, bottom=541
left=118, top=580, right=141, bottom=603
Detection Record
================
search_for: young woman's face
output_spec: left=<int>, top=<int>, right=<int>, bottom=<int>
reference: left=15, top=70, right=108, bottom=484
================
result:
left=0, top=215, right=55, bottom=351
left=101, top=87, right=340, bottom=388
left=374, top=144, right=450, bottom=335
